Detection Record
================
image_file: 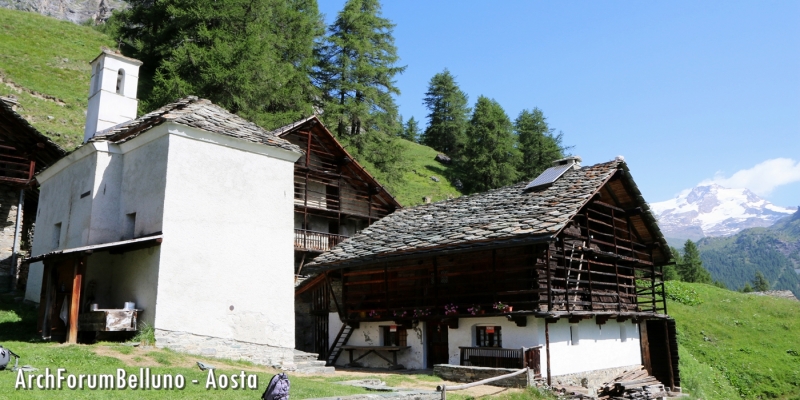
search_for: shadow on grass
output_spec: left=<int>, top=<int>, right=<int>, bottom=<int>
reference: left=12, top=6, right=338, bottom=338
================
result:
left=0, top=292, right=40, bottom=342
left=424, top=164, right=449, bottom=177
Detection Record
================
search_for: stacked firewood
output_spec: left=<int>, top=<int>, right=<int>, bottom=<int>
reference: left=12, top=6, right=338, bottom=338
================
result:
left=597, top=368, right=669, bottom=399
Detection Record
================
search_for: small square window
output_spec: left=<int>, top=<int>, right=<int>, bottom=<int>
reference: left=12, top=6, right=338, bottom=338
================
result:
left=476, top=326, right=502, bottom=347
left=382, top=326, right=407, bottom=346
left=52, top=222, right=62, bottom=250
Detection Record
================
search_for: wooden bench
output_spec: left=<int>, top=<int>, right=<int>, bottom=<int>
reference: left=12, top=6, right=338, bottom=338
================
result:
left=340, top=345, right=410, bottom=369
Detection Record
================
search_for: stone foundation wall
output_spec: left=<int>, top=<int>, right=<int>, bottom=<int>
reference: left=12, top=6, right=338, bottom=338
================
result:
left=551, top=364, right=643, bottom=390
left=0, top=186, right=21, bottom=293
left=433, top=364, right=532, bottom=388
left=155, top=329, right=294, bottom=368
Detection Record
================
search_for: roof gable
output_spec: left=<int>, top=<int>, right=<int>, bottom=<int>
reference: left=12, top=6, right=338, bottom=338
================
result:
left=92, top=96, right=302, bottom=154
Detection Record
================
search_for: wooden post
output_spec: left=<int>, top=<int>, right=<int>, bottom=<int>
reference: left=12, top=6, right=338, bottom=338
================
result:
left=663, top=320, right=676, bottom=390
left=611, top=209, right=622, bottom=312
left=545, top=321, right=551, bottom=386
left=546, top=247, right=552, bottom=312
left=67, top=257, right=86, bottom=344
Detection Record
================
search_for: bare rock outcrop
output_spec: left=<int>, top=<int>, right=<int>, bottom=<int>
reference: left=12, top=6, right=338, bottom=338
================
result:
left=0, top=0, right=127, bottom=24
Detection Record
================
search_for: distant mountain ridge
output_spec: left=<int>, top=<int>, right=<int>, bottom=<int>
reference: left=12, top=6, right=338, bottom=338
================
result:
left=697, top=209, right=800, bottom=296
left=651, top=184, right=796, bottom=241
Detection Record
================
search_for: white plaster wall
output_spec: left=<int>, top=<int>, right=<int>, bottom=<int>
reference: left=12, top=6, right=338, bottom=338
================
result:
left=543, top=319, right=641, bottom=376
left=25, top=149, right=98, bottom=301
left=82, top=248, right=161, bottom=327
left=118, top=132, right=169, bottom=238
left=447, top=316, right=540, bottom=365
left=85, top=55, right=140, bottom=141
left=332, top=320, right=425, bottom=370
left=156, top=124, right=299, bottom=350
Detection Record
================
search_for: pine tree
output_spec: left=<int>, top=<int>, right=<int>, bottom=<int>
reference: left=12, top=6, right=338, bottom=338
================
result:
left=401, top=116, right=420, bottom=142
left=420, top=69, right=470, bottom=157
left=741, top=283, right=754, bottom=293
left=753, top=271, right=770, bottom=292
left=663, top=246, right=682, bottom=281
left=115, top=0, right=324, bottom=129
left=457, top=96, right=519, bottom=194
left=677, top=239, right=712, bottom=283
left=514, top=108, right=568, bottom=180
left=314, top=0, right=405, bottom=138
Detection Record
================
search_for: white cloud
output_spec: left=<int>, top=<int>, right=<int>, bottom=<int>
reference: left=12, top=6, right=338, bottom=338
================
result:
left=699, top=158, right=800, bottom=197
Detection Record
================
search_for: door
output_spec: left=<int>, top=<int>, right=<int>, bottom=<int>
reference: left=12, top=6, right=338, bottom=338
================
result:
left=643, top=319, right=680, bottom=390
left=427, top=321, right=449, bottom=367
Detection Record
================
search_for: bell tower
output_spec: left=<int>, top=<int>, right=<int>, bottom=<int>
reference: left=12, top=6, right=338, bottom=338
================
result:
left=83, top=49, right=143, bottom=143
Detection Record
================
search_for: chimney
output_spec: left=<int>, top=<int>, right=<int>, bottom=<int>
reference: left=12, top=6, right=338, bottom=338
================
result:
left=552, top=156, right=582, bottom=169
left=83, top=49, right=143, bottom=143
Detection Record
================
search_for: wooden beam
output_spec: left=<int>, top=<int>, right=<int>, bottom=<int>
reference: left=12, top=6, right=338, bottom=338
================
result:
left=67, top=257, right=86, bottom=344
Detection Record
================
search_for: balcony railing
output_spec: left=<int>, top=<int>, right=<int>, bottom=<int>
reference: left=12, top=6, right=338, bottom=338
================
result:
left=460, top=346, right=541, bottom=377
left=295, top=229, right=347, bottom=252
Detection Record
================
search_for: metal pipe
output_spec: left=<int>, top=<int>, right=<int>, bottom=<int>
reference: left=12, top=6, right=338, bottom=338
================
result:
left=10, top=189, right=24, bottom=291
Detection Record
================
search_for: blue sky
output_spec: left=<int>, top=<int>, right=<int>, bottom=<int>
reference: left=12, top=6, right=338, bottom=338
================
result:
left=317, top=1, right=800, bottom=208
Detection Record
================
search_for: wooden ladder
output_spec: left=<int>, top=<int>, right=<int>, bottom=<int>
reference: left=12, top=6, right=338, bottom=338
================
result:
left=326, top=323, right=354, bottom=366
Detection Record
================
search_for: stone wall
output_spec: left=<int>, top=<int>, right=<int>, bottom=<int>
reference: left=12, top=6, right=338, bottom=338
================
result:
left=433, top=365, right=532, bottom=388
left=0, top=186, right=20, bottom=292
left=155, top=329, right=294, bottom=369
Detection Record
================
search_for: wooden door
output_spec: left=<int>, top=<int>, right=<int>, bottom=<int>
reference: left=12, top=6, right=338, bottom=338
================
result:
left=427, top=321, right=449, bottom=367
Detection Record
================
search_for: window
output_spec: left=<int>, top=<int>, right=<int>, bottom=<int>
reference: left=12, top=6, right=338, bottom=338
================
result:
left=476, top=326, right=502, bottom=347
left=116, top=69, right=125, bottom=95
left=125, top=213, right=136, bottom=239
left=52, top=222, right=62, bottom=250
left=570, top=324, right=580, bottom=345
left=381, top=326, right=407, bottom=346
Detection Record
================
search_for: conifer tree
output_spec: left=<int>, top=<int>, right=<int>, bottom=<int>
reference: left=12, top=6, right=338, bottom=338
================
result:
left=514, top=108, right=568, bottom=180
left=741, top=283, right=754, bottom=293
left=420, top=69, right=470, bottom=157
left=677, top=239, right=712, bottom=284
left=401, top=116, right=420, bottom=142
left=753, top=271, right=770, bottom=292
left=115, top=0, right=324, bottom=129
left=457, top=96, right=519, bottom=194
left=314, top=0, right=405, bottom=138
left=663, top=246, right=683, bottom=281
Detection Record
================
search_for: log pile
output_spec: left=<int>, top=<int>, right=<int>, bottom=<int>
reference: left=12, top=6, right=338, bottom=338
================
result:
left=598, top=367, right=669, bottom=399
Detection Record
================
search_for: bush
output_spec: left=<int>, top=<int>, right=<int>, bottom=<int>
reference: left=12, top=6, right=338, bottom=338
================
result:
left=664, top=281, right=702, bottom=306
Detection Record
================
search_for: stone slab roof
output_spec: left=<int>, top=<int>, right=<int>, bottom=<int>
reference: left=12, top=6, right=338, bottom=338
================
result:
left=308, top=159, right=625, bottom=269
left=92, top=96, right=303, bottom=154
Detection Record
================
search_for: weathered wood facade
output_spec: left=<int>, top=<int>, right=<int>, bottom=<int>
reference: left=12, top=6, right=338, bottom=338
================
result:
left=275, top=117, right=400, bottom=273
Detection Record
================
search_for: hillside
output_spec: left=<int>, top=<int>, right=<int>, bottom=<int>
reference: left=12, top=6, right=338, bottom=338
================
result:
left=0, top=7, right=116, bottom=149
left=0, top=8, right=463, bottom=206
left=697, top=209, right=800, bottom=296
left=665, top=281, right=800, bottom=399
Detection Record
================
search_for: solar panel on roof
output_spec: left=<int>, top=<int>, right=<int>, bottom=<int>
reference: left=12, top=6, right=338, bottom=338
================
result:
left=524, top=163, right=573, bottom=190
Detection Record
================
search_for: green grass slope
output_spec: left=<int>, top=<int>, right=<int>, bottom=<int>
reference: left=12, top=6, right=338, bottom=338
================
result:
left=665, top=281, right=800, bottom=399
left=359, top=139, right=462, bottom=207
left=0, top=7, right=116, bottom=149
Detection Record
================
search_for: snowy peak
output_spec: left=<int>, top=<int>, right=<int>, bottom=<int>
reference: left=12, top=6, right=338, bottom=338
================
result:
left=651, top=184, right=797, bottom=240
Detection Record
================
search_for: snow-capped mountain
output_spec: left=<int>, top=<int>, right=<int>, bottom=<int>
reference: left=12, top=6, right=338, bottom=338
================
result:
left=650, top=184, right=797, bottom=240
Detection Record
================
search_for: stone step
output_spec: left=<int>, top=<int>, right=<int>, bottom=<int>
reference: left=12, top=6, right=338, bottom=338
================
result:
left=294, top=365, right=336, bottom=375
left=293, top=349, right=322, bottom=362
left=296, top=360, right=328, bottom=367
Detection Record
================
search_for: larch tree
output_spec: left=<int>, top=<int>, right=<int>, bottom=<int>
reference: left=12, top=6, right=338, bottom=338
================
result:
left=314, top=0, right=405, bottom=138
left=514, top=108, right=568, bottom=180
left=457, top=96, right=519, bottom=194
left=420, top=69, right=470, bottom=158
left=114, top=0, right=324, bottom=129
left=677, top=239, right=712, bottom=284
left=753, top=271, right=770, bottom=292
left=401, top=116, right=420, bottom=142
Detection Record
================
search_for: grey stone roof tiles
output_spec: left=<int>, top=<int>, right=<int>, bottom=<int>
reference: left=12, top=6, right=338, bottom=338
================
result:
left=307, top=159, right=622, bottom=269
left=92, top=96, right=303, bottom=154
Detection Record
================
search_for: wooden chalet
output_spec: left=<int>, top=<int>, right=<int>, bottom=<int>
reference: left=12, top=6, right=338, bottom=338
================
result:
left=271, top=116, right=401, bottom=274
left=302, top=156, right=680, bottom=390
left=0, top=96, right=65, bottom=291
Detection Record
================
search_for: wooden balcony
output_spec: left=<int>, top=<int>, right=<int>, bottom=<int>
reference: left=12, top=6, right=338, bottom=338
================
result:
left=295, top=229, right=347, bottom=252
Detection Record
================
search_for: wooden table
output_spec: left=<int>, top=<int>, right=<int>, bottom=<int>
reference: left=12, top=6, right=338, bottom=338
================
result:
left=340, top=345, right=410, bottom=369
